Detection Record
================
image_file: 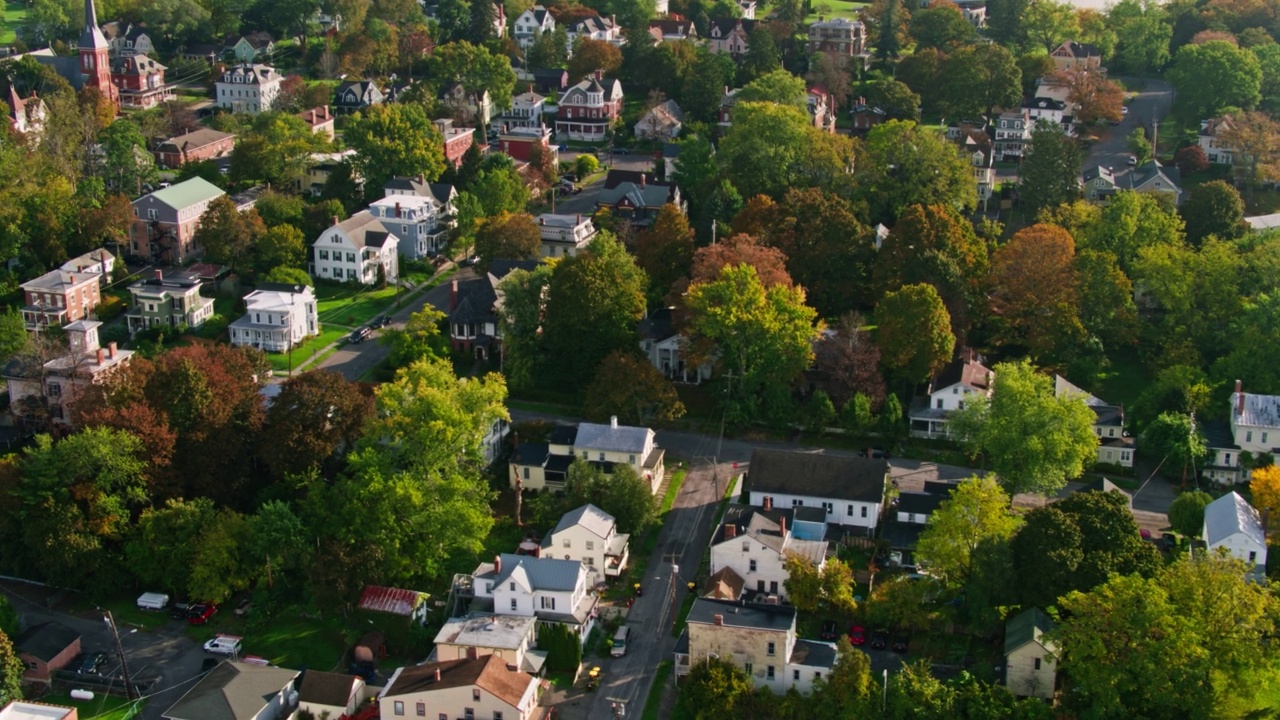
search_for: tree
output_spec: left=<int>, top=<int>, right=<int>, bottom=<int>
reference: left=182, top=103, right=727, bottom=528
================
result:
left=783, top=553, right=824, bottom=612
left=1108, top=0, right=1172, bottom=74
left=253, top=224, right=307, bottom=275
left=985, top=0, right=1028, bottom=47
left=567, top=38, right=623, bottom=84
left=543, top=234, right=648, bottom=393
left=736, top=69, right=806, bottom=108
left=1075, top=249, right=1139, bottom=352
left=812, top=313, right=887, bottom=410
left=192, top=196, right=265, bottom=271
left=684, top=657, right=755, bottom=720
left=496, top=264, right=554, bottom=391
left=684, top=264, right=822, bottom=425
left=950, top=359, right=1099, bottom=498
left=96, top=120, right=158, bottom=195
left=1141, top=411, right=1210, bottom=483
left=1175, top=145, right=1211, bottom=175
left=689, top=233, right=793, bottom=290
left=1054, top=68, right=1124, bottom=125
left=527, top=27, right=569, bottom=69
left=1024, top=0, right=1079, bottom=52
left=124, top=497, right=215, bottom=596
left=867, top=79, right=921, bottom=121
left=473, top=212, right=541, bottom=270
left=0, top=597, right=14, bottom=639
left=987, top=224, right=1084, bottom=364
left=915, top=476, right=1021, bottom=588
left=1019, top=122, right=1081, bottom=216
left=910, top=3, right=975, bottom=50
left=1078, top=190, right=1185, bottom=272
left=740, top=25, right=782, bottom=82
left=635, top=204, right=695, bottom=302
left=1127, top=126, right=1153, bottom=165
left=381, top=306, right=449, bottom=370
left=229, top=111, right=327, bottom=188
left=263, top=266, right=314, bottom=287
left=470, top=158, right=531, bottom=216
left=0, top=629, right=23, bottom=706
left=1182, top=180, right=1245, bottom=245
left=1218, top=110, right=1280, bottom=193
left=253, top=190, right=305, bottom=229
left=874, top=283, right=955, bottom=386
left=718, top=101, right=855, bottom=200
left=681, top=48, right=738, bottom=124
left=0, top=310, right=28, bottom=362
left=873, top=0, right=906, bottom=58
left=855, top=120, right=977, bottom=224
left=562, top=459, right=659, bottom=535
left=757, top=188, right=873, bottom=318
left=583, top=350, right=686, bottom=426
left=1169, top=40, right=1262, bottom=120
left=345, top=104, right=446, bottom=198
left=940, top=44, right=1022, bottom=122
left=467, top=0, right=498, bottom=43
left=1168, top=489, right=1212, bottom=536
left=246, top=500, right=312, bottom=593
left=258, top=370, right=374, bottom=480
left=807, top=52, right=853, bottom=110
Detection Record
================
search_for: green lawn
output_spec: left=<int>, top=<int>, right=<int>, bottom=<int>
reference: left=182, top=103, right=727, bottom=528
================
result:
left=265, top=327, right=348, bottom=372
left=806, top=0, right=869, bottom=21
left=1096, top=349, right=1149, bottom=413
left=1, top=1, right=27, bottom=44
left=314, top=283, right=399, bottom=327
left=40, top=693, right=142, bottom=720
left=191, top=297, right=237, bottom=341
left=188, top=613, right=350, bottom=670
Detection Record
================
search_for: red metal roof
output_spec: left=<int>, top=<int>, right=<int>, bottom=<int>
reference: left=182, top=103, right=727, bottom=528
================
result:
left=357, top=585, right=423, bottom=616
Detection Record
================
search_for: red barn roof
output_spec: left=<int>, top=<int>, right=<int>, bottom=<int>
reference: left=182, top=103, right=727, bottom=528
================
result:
left=358, top=585, right=424, bottom=616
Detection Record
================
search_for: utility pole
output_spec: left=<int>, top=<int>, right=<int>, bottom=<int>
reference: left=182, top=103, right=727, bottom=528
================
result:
left=711, top=373, right=736, bottom=500
left=104, top=611, right=137, bottom=701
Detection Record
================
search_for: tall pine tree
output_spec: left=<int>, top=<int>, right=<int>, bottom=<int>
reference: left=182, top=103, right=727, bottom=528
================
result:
left=876, top=0, right=902, bottom=59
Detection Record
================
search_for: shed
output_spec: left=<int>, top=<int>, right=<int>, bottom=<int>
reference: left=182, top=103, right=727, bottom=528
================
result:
left=1003, top=608, right=1057, bottom=699
left=357, top=585, right=429, bottom=624
left=15, top=621, right=81, bottom=685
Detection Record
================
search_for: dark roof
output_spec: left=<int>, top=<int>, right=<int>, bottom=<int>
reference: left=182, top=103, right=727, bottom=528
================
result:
left=1202, top=419, right=1239, bottom=450
left=707, top=17, right=756, bottom=36
left=713, top=504, right=795, bottom=545
left=793, top=505, right=827, bottom=523
left=789, top=639, right=837, bottom=668
left=548, top=425, right=578, bottom=445
left=297, top=670, right=358, bottom=707
left=1061, top=41, right=1101, bottom=58
left=162, top=661, right=300, bottom=720
left=365, top=231, right=393, bottom=248
left=686, top=598, right=795, bottom=632
left=604, top=169, right=673, bottom=192
left=1005, top=608, right=1055, bottom=655
left=15, top=621, right=79, bottom=662
left=897, top=492, right=945, bottom=516
left=744, top=449, right=888, bottom=504
left=512, top=442, right=550, bottom=465
left=638, top=307, right=676, bottom=341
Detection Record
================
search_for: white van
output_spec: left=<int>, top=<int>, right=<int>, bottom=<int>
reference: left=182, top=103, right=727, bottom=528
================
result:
left=203, top=634, right=243, bottom=656
left=136, top=592, right=169, bottom=610
left=611, top=626, right=630, bottom=657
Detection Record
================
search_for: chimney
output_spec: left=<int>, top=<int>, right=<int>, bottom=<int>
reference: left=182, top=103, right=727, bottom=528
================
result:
left=1237, top=379, right=1245, bottom=416
left=577, top=214, right=582, bottom=223
left=763, top=496, right=772, bottom=512
left=332, top=215, right=340, bottom=226
left=395, top=202, right=401, bottom=218
left=417, top=173, right=425, bottom=183
left=154, top=269, right=163, bottom=280
left=611, top=415, right=618, bottom=428
left=433, top=668, right=441, bottom=681
left=308, top=110, right=315, bottom=122
left=725, top=523, right=737, bottom=539
left=96, top=348, right=105, bottom=365
left=494, top=555, right=502, bottom=575
left=594, top=68, right=603, bottom=81
left=713, top=614, right=724, bottom=626
left=540, top=217, right=545, bottom=225
left=640, top=174, right=646, bottom=188
left=450, top=279, right=458, bottom=311
left=108, top=342, right=117, bottom=359
left=779, top=516, right=786, bottom=536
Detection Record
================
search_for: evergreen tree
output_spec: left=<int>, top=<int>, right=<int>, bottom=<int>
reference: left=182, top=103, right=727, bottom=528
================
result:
left=876, top=0, right=902, bottom=59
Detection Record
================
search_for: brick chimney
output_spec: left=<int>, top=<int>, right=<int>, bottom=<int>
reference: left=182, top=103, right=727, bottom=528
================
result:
left=395, top=202, right=401, bottom=218
left=540, top=217, right=545, bottom=225
left=725, top=523, right=737, bottom=539
left=1237, top=379, right=1245, bottom=416
left=433, top=667, right=441, bottom=681
left=494, top=555, right=502, bottom=575
left=332, top=215, right=340, bottom=226
left=713, top=614, right=724, bottom=626
left=594, top=68, right=603, bottom=81
left=308, top=110, right=315, bottom=122
left=763, top=496, right=772, bottom=512
left=108, top=342, right=117, bottom=359
left=96, top=348, right=105, bottom=365
left=417, top=173, right=425, bottom=184
left=450, top=279, right=458, bottom=311
left=779, top=516, right=786, bottom=536
left=640, top=174, right=646, bottom=188
left=154, top=269, right=163, bottom=280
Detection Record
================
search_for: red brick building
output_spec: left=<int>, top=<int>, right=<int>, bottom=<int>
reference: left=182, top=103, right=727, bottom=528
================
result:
left=109, top=54, right=171, bottom=109
left=19, top=269, right=102, bottom=329
left=497, top=125, right=554, bottom=164
left=434, top=118, right=475, bottom=168
left=15, top=622, right=81, bottom=687
left=299, top=105, right=335, bottom=139
left=555, top=70, right=623, bottom=142
left=155, top=127, right=236, bottom=168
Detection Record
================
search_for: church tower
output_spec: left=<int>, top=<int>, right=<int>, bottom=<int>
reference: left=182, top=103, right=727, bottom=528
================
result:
left=78, top=0, right=118, bottom=107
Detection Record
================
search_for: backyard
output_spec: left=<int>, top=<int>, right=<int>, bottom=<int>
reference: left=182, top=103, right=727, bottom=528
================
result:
left=1, top=0, right=25, bottom=44
left=806, top=0, right=869, bottom=21
left=38, top=692, right=142, bottom=720
left=315, top=282, right=400, bottom=328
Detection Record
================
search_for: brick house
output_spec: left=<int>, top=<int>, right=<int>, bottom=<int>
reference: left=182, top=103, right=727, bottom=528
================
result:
left=3, top=320, right=133, bottom=428
left=498, top=125, right=555, bottom=163
left=447, top=260, right=540, bottom=359
left=555, top=71, right=623, bottom=142
left=435, top=118, right=476, bottom=168
left=806, top=17, right=866, bottom=66
left=15, top=622, right=81, bottom=686
left=20, top=269, right=102, bottom=330
left=110, top=54, right=171, bottom=109
left=154, top=127, right=236, bottom=169
left=128, top=177, right=226, bottom=264
left=298, top=105, right=335, bottom=139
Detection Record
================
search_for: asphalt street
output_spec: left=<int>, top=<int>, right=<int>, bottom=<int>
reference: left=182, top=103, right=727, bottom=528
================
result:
left=550, top=152, right=661, bottom=216
left=1083, top=78, right=1175, bottom=171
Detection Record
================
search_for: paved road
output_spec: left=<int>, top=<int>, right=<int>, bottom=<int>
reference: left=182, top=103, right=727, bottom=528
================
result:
left=1083, top=78, right=1175, bottom=172
left=551, top=153, right=660, bottom=216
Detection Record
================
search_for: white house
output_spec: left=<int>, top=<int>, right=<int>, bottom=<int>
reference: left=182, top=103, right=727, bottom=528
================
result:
left=297, top=670, right=366, bottom=720
left=709, top=504, right=828, bottom=602
left=535, top=213, right=596, bottom=258
left=566, top=15, right=621, bottom=48
left=228, top=284, right=318, bottom=352
left=510, top=417, right=665, bottom=492
left=215, top=63, right=282, bottom=114
left=514, top=6, right=556, bottom=49
left=1054, top=375, right=1134, bottom=468
left=1004, top=608, right=1057, bottom=699
left=993, top=108, right=1031, bottom=161
left=543, top=504, right=630, bottom=583
left=1205, top=381, right=1280, bottom=484
left=161, top=662, right=299, bottom=720
left=379, top=655, right=541, bottom=720
left=1204, top=491, right=1268, bottom=578
left=909, top=357, right=993, bottom=439
left=59, top=248, right=115, bottom=285
left=368, top=194, right=453, bottom=259
left=310, top=211, right=400, bottom=285
left=501, top=88, right=548, bottom=131
left=471, top=554, right=598, bottom=644
left=634, top=99, right=684, bottom=141
left=1199, top=116, right=1236, bottom=165
left=432, top=613, right=545, bottom=674
left=742, top=449, right=889, bottom=533
left=638, top=307, right=712, bottom=384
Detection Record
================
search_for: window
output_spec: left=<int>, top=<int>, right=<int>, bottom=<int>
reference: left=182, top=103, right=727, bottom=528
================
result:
left=598, top=452, right=605, bottom=461
left=629, top=454, right=636, bottom=463
left=1226, top=453, right=1233, bottom=465
left=563, top=539, right=571, bottom=548
left=586, top=541, right=594, bottom=551
left=394, top=701, right=404, bottom=716
left=541, top=596, right=556, bottom=610
left=1250, top=551, right=1258, bottom=563
left=1248, top=431, right=1254, bottom=443
left=766, top=666, right=775, bottom=680
left=822, top=501, right=833, bottom=514
left=148, top=209, right=158, bottom=220
left=47, top=383, right=61, bottom=397
left=741, top=541, right=749, bottom=552
left=509, top=582, right=515, bottom=591
left=416, top=702, right=425, bottom=716
left=814, top=672, right=822, bottom=680
left=522, top=467, right=530, bottom=480
left=319, top=250, right=329, bottom=260
left=767, top=642, right=775, bottom=656
left=1121, top=451, right=1131, bottom=462
left=494, top=714, right=503, bottom=720
left=744, top=662, right=753, bottom=675
left=439, top=715, right=447, bottom=720
left=584, top=557, right=594, bottom=566
left=792, top=499, right=803, bottom=507
left=464, top=711, right=474, bottom=720
left=847, top=504, right=854, bottom=515
left=510, top=598, right=518, bottom=611
left=1034, top=658, right=1042, bottom=670
left=953, top=387, right=958, bottom=394
left=749, top=560, right=757, bottom=572
left=346, top=252, right=356, bottom=263
left=793, top=669, right=801, bottom=680
left=473, top=689, right=481, bottom=702
left=936, top=398, right=943, bottom=409
left=861, top=506, right=868, bottom=518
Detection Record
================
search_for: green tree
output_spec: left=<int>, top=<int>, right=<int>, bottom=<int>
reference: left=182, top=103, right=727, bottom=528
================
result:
left=474, top=212, right=541, bottom=270
left=193, top=196, right=266, bottom=271
left=915, top=476, right=1021, bottom=588
left=345, top=104, right=446, bottom=198
left=736, top=69, right=806, bottom=108
left=574, top=154, right=599, bottom=180
left=254, top=224, right=307, bottom=274
left=875, top=0, right=904, bottom=58
left=1168, top=489, right=1211, bottom=536
left=909, top=4, right=976, bottom=50
left=496, top=264, right=555, bottom=391
left=526, top=28, right=567, bottom=69
left=867, top=78, right=921, bottom=121
left=1181, top=179, right=1245, bottom=245
left=1024, top=0, right=1080, bottom=52
left=253, top=190, right=305, bottom=229
left=855, top=120, right=977, bottom=224
left=1141, top=411, right=1210, bottom=482
left=1019, top=122, right=1081, bottom=216
left=1075, top=249, right=1139, bottom=352
left=562, top=459, right=659, bottom=535
left=0, top=310, right=28, bottom=362
left=1108, top=0, right=1172, bottom=74
left=584, top=350, right=686, bottom=426
left=783, top=553, right=824, bottom=612
left=1078, top=190, right=1185, bottom=273
left=471, top=158, right=531, bottom=216
left=229, top=111, right=327, bottom=188
left=811, top=639, right=874, bottom=716
left=263, top=266, right=314, bottom=287
left=188, top=508, right=253, bottom=603
left=0, top=597, right=15, bottom=639
left=940, top=44, right=1022, bottom=121
left=1127, top=126, right=1153, bottom=165
left=1169, top=40, right=1263, bottom=120
left=682, top=48, right=738, bottom=124
left=685, top=264, right=822, bottom=425
left=124, top=497, right=215, bottom=596
left=740, top=25, right=782, bottom=82
left=718, top=101, right=855, bottom=200
left=874, top=283, right=955, bottom=386
left=950, top=359, right=1099, bottom=498
left=96, top=119, right=158, bottom=195
left=246, top=500, right=312, bottom=593
left=635, top=203, right=695, bottom=302
left=380, top=307, right=449, bottom=370
left=684, top=657, right=755, bottom=719
left=0, top=629, right=22, bottom=706
left=985, top=0, right=1028, bottom=47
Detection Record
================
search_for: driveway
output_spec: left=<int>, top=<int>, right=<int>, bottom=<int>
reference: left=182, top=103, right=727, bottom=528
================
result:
left=1083, top=78, right=1174, bottom=172
left=552, top=152, right=660, bottom=216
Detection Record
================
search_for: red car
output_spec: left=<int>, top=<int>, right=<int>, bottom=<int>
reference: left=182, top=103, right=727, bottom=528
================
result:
left=187, top=603, right=218, bottom=625
left=848, top=625, right=867, bottom=646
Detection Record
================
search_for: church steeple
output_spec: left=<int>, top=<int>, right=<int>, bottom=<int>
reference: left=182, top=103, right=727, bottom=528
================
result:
left=77, top=0, right=116, bottom=108
left=79, top=0, right=110, bottom=50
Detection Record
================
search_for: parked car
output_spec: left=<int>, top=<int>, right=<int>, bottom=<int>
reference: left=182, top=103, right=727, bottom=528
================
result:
left=1162, top=533, right=1180, bottom=552
left=203, top=634, right=242, bottom=656
left=857, top=448, right=890, bottom=459
left=1127, top=154, right=1139, bottom=166
left=614, top=147, right=630, bottom=155
left=465, top=255, right=480, bottom=267
left=848, top=626, right=867, bottom=646
left=187, top=603, right=218, bottom=625
left=891, top=632, right=910, bottom=653
left=169, top=602, right=191, bottom=620
left=348, top=326, right=372, bottom=344
left=234, top=598, right=253, bottom=617
left=72, top=652, right=108, bottom=675
left=870, top=629, right=889, bottom=650
left=373, top=314, right=392, bottom=329
left=819, top=621, right=838, bottom=641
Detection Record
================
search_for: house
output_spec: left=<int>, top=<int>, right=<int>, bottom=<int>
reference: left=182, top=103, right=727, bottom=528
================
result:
left=14, top=622, right=80, bottom=686
left=1054, top=375, right=1134, bottom=468
left=1082, top=162, right=1183, bottom=205
left=227, top=32, right=275, bottom=63
left=596, top=172, right=681, bottom=227
left=369, top=189, right=456, bottom=259
left=510, top=417, right=666, bottom=492
left=446, top=259, right=539, bottom=359
left=1050, top=40, right=1102, bottom=73
left=215, top=64, right=282, bottom=115
left=742, top=448, right=889, bottom=532
left=993, top=109, right=1031, bottom=161
left=1246, top=213, right=1280, bottom=231
left=634, top=99, right=684, bottom=140
left=310, top=211, right=401, bottom=285
left=298, top=150, right=358, bottom=197
left=154, top=127, right=236, bottom=169
left=500, top=88, right=548, bottom=131
left=19, top=269, right=102, bottom=330
left=378, top=655, right=541, bottom=720
left=806, top=17, right=866, bottom=66
left=439, top=83, right=493, bottom=127
left=109, top=54, right=170, bottom=109
left=432, top=614, right=546, bottom=674
left=555, top=72, right=623, bottom=142
left=703, top=566, right=746, bottom=600
left=849, top=97, right=886, bottom=133
left=542, top=503, right=630, bottom=583
left=958, top=132, right=996, bottom=205
left=4, top=320, right=132, bottom=427
left=530, top=68, right=569, bottom=95
left=894, top=482, right=953, bottom=525
left=125, top=269, right=215, bottom=335
left=102, top=21, right=153, bottom=57
left=675, top=599, right=837, bottom=694
left=566, top=15, right=621, bottom=47
left=1023, top=96, right=1071, bottom=133
left=718, top=87, right=739, bottom=127
left=497, top=125, right=555, bottom=164
left=648, top=19, right=697, bottom=43
left=434, top=118, right=476, bottom=168
left=807, top=88, right=837, bottom=133
left=909, top=356, right=993, bottom=438
left=358, top=585, right=431, bottom=624
left=707, top=18, right=756, bottom=56
left=228, top=283, right=317, bottom=352
left=5, top=87, right=49, bottom=139
left=1204, top=491, right=1268, bottom=578
left=469, top=553, right=599, bottom=642
left=0, top=701, right=78, bottom=720
left=298, top=105, right=335, bottom=139
left=333, top=79, right=384, bottom=114
left=957, top=0, right=986, bottom=27
left=709, top=503, right=828, bottom=602
left=179, top=42, right=223, bottom=64
left=1199, top=115, right=1236, bottom=165
left=28, top=0, right=119, bottom=109
left=1208, top=379, right=1280, bottom=484
left=297, top=671, right=366, bottom=719
left=1004, top=608, right=1058, bottom=699
left=662, top=142, right=681, bottom=180
left=535, top=213, right=596, bottom=258
left=638, top=307, right=711, bottom=384
left=514, top=5, right=556, bottom=49
left=59, top=249, right=115, bottom=284
left=161, top=661, right=300, bottom=720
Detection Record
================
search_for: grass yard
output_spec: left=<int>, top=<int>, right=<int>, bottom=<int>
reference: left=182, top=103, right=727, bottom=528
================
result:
left=806, top=0, right=869, bottom=21
left=1096, top=349, right=1149, bottom=412
left=266, top=327, right=349, bottom=372
left=1, top=1, right=26, bottom=44
left=190, top=297, right=237, bottom=341
left=314, top=283, right=399, bottom=327
left=188, top=612, right=350, bottom=670
left=40, top=693, right=142, bottom=720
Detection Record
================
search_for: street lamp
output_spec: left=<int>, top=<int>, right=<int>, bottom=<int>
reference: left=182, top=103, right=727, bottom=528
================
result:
left=103, top=611, right=138, bottom=700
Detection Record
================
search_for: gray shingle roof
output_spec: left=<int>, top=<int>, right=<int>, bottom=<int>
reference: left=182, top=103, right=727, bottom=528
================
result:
left=1204, top=491, right=1266, bottom=548
left=744, top=449, right=888, bottom=504
left=686, top=598, right=795, bottom=632
left=1232, top=392, right=1280, bottom=429
left=1004, top=608, right=1054, bottom=656
left=552, top=504, right=616, bottom=539
left=789, top=639, right=838, bottom=669
left=15, top=621, right=79, bottom=663
left=493, top=553, right=582, bottom=592
left=573, top=420, right=651, bottom=454
left=297, top=670, right=358, bottom=707
left=162, top=662, right=299, bottom=720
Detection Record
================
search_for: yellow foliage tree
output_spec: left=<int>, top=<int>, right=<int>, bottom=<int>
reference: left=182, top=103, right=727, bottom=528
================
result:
left=1250, top=465, right=1280, bottom=537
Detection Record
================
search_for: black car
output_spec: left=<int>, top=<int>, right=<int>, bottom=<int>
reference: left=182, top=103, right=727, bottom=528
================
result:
left=870, top=629, right=890, bottom=650
left=170, top=602, right=191, bottom=620
left=858, top=448, right=891, bottom=459
left=348, top=327, right=372, bottom=344
left=1162, top=533, right=1180, bottom=552
left=72, top=652, right=108, bottom=675
left=891, top=633, right=910, bottom=653
left=373, top=314, right=392, bottom=328
left=819, top=621, right=838, bottom=641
